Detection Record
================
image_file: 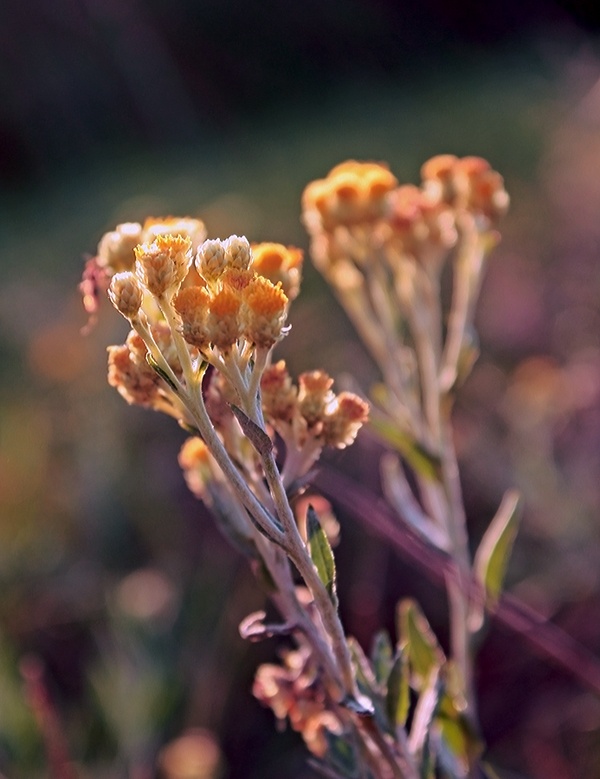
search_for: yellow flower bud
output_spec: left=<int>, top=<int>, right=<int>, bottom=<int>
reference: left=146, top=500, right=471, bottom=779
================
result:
left=97, top=222, right=142, bottom=272
left=224, top=235, right=252, bottom=270
left=134, top=234, right=192, bottom=297
left=196, top=239, right=227, bottom=284
left=108, top=272, right=143, bottom=319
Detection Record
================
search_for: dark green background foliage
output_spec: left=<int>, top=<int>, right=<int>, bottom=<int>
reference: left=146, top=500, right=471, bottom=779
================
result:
left=1, top=2, right=600, bottom=777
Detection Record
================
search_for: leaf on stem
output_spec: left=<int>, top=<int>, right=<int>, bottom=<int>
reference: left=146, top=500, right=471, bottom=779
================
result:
left=306, top=504, right=338, bottom=607
left=229, top=404, right=274, bottom=456
left=473, top=489, right=521, bottom=611
left=146, top=353, right=179, bottom=392
left=398, top=600, right=445, bottom=689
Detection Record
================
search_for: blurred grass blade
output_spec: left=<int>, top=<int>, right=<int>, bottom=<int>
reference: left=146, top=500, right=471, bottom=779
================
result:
left=474, top=489, right=521, bottom=609
left=369, top=416, right=442, bottom=482
left=307, top=504, right=338, bottom=607
left=408, top=667, right=440, bottom=757
left=371, top=630, right=393, bottom=686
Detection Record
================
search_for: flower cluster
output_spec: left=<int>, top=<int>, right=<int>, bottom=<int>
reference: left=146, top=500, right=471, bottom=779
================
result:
left=260, top=361, right=369, bottom=485
left=302, top=157, right=509, bottom=446
left=94, top=216, right=307, bottom=430
left=94, top=215, right=370, bottom=517
left=253, top=646, right=343, bottom=758
left=302, top=155, right=508, bottom=278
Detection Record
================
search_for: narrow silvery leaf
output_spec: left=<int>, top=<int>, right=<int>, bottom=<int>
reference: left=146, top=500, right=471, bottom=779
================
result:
left=307, top=504, right=338, bottom=607
left=146, top=353, right=179, bottom=392
left=474, top=489, right=521, bottom=609
left=229, top=404, right=273, bottom=456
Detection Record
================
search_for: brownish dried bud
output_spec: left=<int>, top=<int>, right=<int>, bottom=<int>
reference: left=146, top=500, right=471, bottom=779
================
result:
left=107, top=344, right=159, bottom=407
left=322, top=392, right=369, bottom=448
left=421, top=155, right=509, bottom=225
left=253, top=648, right=342, bottom=758
left=297, top=370, right=334, bottom=427
left=261, top=361, right=298, bottom=423
left=178, top=437, right=213, bottom=500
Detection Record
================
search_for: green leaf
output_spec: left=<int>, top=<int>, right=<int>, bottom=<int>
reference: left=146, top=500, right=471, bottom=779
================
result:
left=398, top=600, right=445, bottom=688
left=371, top=630, right=393, bottom=686
left=146, top=353, right=179, bottom=392
left=385, top=649, right=410, bottom=728
left=307, top=504, right=338, bottom=607
left=369, top=415, right=442, bottom=482
left=322, top=731, right=361, bottom=778
left=474, top=490, right=521, bottom=608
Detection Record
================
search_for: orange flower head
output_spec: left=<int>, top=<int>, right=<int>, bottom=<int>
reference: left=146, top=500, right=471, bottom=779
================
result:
left=174, top=286, right=212, bottom=349
left=302, top=160, right=397, bottom=232
left=252, top=243, right=303, bottom=299
left=206, top=288, right=242, bottom=350
left=261, top=360, right=297, bottom=423
left=142, top=216, right=207, bottom=251
left=134, top=234, right=192, bottom=296
left=298, top=370, right=334, bottom=426
left=241, top=277, right=289, bottom=348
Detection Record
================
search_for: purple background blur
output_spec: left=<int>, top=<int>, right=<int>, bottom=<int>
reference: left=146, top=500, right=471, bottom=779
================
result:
left=2, top=2, right=600, bottom=777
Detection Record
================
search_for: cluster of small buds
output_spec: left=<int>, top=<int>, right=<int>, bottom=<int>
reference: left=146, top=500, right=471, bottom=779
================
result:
left=97, top=217, right=207, bottom=275
left=171, top=236, right=293, bottom=353
left=421, top=154, right=510, bottom=226
left=253, top=646, right=343, bottom=758
left=107, top=324, right=186, bottom=415
left=100, top=220, right=304, bottom=425
left=261, top=361, right=369, bottom=477
left=302, top=160, right=398, bottom=232
left=302, top=156, right=509, bottom=276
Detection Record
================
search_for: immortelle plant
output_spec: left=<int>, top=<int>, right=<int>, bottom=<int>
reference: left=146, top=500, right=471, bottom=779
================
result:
left=81, top=154, right=513, bottom=778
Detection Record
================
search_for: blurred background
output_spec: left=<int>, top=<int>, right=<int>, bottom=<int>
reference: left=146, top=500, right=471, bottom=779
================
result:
left=2, top=1, right=600, bottom=777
